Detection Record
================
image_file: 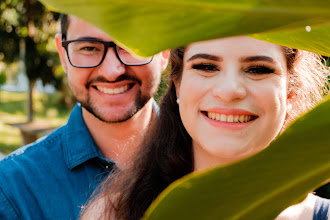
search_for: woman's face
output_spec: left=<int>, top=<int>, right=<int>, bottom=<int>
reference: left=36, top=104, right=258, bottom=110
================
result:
left=176, top=36, right=290, bottom=170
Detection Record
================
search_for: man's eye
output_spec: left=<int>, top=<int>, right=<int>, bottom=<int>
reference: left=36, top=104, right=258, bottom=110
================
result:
left=192, top=64, right=219, bottom=72
left=80, top=46, right=98, bottom=51
left=246, top=66, right=275, bottom=75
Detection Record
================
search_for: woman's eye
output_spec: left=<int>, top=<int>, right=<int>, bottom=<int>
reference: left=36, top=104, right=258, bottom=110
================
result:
left=192, top=64, right=219, bottom=72
left=246, top=66, right=275, bottom=75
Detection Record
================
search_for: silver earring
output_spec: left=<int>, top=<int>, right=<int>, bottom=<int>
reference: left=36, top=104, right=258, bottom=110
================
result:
left=176, top=99, right=180, bottom=104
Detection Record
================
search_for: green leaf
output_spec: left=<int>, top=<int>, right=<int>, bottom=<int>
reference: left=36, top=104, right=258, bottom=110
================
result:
left=143, top=97, right=330, bottom=220
left=38, top=0, right=330, bottom=56
left=251, top=23, right=330, bottom=56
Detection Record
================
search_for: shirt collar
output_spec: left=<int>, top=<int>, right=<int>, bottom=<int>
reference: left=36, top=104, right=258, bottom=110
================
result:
left=62, top=103, right=105, bottom=170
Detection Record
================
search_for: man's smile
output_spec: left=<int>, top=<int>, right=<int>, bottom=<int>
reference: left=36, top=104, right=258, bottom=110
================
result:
left=95, top=85, right=131, bottom=95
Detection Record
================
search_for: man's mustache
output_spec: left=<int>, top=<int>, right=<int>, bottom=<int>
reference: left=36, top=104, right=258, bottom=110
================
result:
left=86, top=74, right=142, bottom=89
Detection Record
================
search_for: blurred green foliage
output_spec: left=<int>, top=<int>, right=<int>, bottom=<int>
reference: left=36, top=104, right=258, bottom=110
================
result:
left=0, top=0, right=68, bottom=121
left=0, top=0, right=63, bottom=85
left=0, top=71, right=6, bottom=85
left=154, top=67, right=170, bottom=103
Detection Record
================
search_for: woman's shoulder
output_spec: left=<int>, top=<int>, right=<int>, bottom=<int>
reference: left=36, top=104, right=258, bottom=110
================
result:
left=80, top=194, right=119, bottom=220
left=80, top=197, right=107, bottom=220
left=276, top=194, right=317, bottom=220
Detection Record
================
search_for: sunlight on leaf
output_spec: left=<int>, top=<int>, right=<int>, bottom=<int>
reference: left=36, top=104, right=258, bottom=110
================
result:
left=39, top=0, right=330, bottom=56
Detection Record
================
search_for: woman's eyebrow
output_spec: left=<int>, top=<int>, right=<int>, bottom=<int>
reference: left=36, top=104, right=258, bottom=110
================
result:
left=240, top=56, right=275, bottom=63
left=187, top=53, right=222, bottom=62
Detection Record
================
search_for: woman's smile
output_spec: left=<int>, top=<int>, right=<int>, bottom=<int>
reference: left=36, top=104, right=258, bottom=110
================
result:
left=201, top=111, right=258, bottom=131
left=202, top=107, right=258, bottom=123
left=205, top=112, right=255, bottom=123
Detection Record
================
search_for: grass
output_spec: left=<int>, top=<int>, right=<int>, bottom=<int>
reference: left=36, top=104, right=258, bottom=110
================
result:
left=0, top=90, right=72, bottom=154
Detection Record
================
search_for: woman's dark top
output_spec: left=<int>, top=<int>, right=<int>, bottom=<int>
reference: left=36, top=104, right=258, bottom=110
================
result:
left=313, top=196, right=330, bottom=220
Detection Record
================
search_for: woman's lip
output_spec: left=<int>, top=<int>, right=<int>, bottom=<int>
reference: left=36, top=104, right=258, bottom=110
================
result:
left=202, top=113, right=257, bottom=130
left=202, top=111, right=258, bottom=123
left=202, top=107, right=257, bottom=116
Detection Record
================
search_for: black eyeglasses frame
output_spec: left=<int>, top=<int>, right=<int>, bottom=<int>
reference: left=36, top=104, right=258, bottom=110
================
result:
left=61, top=36, right=153, bottom=68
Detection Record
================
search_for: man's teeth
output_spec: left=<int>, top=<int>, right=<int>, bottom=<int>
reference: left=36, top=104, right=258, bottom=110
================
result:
left=207, top=112, right=253, bottom=123
left=96, top=85, right=129, bottom=95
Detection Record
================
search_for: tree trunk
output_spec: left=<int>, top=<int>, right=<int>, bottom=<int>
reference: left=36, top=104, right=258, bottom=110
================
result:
left=27, top=79, right=35, bottom=122
left=23, top=0, right=35, bottom=122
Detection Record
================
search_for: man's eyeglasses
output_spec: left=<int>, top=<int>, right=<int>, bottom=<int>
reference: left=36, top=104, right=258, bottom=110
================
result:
left=61, top=37, right=153, bottom=68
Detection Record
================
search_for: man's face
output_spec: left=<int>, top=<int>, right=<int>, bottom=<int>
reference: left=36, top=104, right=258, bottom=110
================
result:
left=56, top=16, right=168, bottom=123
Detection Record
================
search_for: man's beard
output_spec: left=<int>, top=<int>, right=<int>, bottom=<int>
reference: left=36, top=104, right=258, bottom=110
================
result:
left=79, top=74, right=156, bottom=123
left=81, top=90, right=151, bottom=123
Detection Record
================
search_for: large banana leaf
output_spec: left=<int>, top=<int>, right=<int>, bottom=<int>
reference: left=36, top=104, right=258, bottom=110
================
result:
left=143, top=97, right=330, bottom=220
left=252, top=24, right=330, bottom=57
left=39, top=0, right=330, bottom=57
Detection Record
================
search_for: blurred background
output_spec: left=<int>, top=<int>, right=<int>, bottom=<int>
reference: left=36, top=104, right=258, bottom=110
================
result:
left=0, top=0, right=328, bottom=198
left=0, top=0, right=74, bottom=154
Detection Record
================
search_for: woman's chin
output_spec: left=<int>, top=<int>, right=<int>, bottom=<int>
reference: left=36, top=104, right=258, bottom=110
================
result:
left=193, top=144, right=263, bottom=170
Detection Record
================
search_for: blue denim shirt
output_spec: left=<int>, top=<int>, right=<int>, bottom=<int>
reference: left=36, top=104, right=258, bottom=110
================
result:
left=0, top=104, right=115, bottom=220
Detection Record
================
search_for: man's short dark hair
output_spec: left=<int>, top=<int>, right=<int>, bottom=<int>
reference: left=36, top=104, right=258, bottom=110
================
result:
left=60, top=14, right=69, bottom=37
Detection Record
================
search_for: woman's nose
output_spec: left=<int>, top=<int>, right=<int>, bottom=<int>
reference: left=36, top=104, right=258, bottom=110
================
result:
left=212, top=72, right=247, bottom=103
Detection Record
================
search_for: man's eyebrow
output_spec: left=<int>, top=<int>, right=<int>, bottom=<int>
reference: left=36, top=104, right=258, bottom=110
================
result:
left=74, top=37, right=104, bottom=41
left=240, top=56, right=275, bottom=63
left=187, top=53, right=222, bottom=62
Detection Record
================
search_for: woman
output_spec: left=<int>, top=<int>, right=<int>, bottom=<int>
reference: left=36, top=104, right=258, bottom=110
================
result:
left=81, top=36, right=330, bottom=220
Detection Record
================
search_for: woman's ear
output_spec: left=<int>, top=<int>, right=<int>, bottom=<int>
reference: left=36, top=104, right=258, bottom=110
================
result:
left=173, top=78, right=180, bottom=100
left=286, top=91, right=294, bottom=113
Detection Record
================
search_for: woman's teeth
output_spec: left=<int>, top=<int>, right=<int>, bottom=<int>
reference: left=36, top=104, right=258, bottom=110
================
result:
left=206, top=112, right=254, bottom=123
left=96, top=85, right=129, bottom=95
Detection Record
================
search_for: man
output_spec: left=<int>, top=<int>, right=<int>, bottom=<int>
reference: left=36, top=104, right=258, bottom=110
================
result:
left=0, top=14, right=169, bottom=219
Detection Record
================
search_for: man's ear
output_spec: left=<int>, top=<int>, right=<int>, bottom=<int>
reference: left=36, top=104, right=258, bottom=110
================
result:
left=55, top=33, right=67, bottom=73
left=160, top=50, right=170, bottom=72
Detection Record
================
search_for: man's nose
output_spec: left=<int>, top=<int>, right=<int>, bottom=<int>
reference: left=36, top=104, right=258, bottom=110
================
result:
left=212, top=71, right=247, bottom=103
left=96, top=48, right=126, bottom=81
